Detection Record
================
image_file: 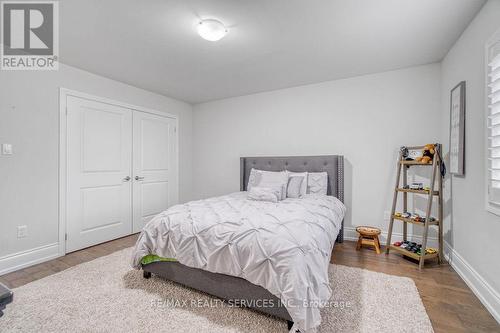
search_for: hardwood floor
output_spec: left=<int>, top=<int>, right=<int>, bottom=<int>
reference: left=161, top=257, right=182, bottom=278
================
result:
left=1, top=235, right=499, bottom=332
left=331, top=242, right=500, bottom=333
left=0, top=235, right=137, bottom=289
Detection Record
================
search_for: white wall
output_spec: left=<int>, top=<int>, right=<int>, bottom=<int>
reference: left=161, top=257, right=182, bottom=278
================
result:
left=0, top=63, right=193, bottom=273
left=440, top=0, right=500, bottom=322
left=193, top=63, right=442, bottom=242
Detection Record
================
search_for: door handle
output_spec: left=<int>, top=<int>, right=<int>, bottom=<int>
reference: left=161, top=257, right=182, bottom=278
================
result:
left=123, top=176, right=131, bottom=182
left=135, top=176, right=144, bottom=181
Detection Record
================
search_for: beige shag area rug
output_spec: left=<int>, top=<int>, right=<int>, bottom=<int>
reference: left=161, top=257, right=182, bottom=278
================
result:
left=0, top=248, right=433, bottom=333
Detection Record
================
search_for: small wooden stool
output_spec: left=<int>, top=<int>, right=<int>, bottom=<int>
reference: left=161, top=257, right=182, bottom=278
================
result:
left=356, top=226, right=382, bottom=254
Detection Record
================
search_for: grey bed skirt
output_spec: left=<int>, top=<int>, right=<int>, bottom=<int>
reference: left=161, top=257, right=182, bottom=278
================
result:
left=142, top=261, right=292, bottom=321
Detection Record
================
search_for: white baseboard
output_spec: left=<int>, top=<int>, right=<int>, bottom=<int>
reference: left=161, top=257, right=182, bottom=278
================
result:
left=444, top=241, right=500, bottom=324
left=343, top=226, right=439, bottom=248
left=0, top=243, right=61, bottom=276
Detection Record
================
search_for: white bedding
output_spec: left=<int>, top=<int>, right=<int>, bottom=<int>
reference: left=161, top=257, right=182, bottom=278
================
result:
left=131, top=192, right=346, bottom=332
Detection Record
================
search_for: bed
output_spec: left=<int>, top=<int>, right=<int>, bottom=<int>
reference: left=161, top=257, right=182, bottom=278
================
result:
left=131, top=155, right=345, bottom=332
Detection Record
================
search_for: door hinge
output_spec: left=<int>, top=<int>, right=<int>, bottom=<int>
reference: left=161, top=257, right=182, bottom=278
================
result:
left=65, top=107, right=68, bottom=115
left=65, top=233, right=68, bottom=241
left=174, top=126, right=177, bottom=133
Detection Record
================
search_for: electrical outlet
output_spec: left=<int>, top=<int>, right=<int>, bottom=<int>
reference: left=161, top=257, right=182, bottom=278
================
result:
left=383, top=211, right=391, bottom=221
left=17, top=225, right=27, bottom=238
left=2, top=143, right=13, bottom=155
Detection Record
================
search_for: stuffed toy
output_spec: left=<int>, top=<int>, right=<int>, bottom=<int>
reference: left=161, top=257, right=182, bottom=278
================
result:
left=415, top=144, right=435, bottom=164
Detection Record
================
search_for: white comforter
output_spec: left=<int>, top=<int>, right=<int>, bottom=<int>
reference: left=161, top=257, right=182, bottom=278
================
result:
left=131, top=192, right=346, bottom=332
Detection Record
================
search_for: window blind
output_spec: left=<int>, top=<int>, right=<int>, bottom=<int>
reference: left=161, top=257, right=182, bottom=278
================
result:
left=487, top=41, right=500, bottom=205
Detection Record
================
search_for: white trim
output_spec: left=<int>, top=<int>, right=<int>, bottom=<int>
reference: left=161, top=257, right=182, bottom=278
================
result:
left=444, top=241, right=500, bottom=324
left=485, top=29, right=500, bottom=216
left=59, top=89, right=67, bottom=256
left=486, top=201, right=500, bottom=217
left=59, top=88, right=178, bottom=120
left=58, top=88, right=179, bottom=256
left=0, top=243, right=60, bottom=276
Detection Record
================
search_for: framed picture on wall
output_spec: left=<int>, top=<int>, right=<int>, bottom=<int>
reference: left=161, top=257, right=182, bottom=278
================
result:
left=449, top=81, right=466, bottom=176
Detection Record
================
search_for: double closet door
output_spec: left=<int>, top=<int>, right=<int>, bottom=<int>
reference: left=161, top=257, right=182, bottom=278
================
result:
left=66, top=95, right=177, bottom=253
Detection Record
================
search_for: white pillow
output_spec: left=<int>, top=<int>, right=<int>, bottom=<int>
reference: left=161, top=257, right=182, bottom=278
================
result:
left=247, top=187, right=280, bottom=203
left=247, top=169, right=288, bottom=200
left=286, top=176, right=304, bottom=198
left=287, top=171, right=308, bottom=197
left=307, top=172, right=328, bottom=195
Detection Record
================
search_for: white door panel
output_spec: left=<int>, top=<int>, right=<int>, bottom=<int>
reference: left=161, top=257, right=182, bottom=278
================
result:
left=81, top=185, right=122, bottom=231
left=66, top=96, right=132, bottom=252
left=141, top=181, right=169, bottom=216
left=133, top=111, right=177, bottom=232
left=141, top=120, right=170, bottom=170
left=65, top=92, right=178, bottom=252
left=82, top=109, right=123, bottom=172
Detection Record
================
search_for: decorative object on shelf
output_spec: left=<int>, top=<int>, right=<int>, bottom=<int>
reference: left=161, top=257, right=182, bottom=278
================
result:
left=415, top=144, right=435, bottom=164
left=400, top=146, right=412, bottom=160
left=409, top=182, right=424, bottom=190
left=401, top=146, right=427, bottom=161
left=449, top=81, right=466, bottom=176
left=393, top=241, right=437, bottom=256
left=408, top=148, right=422, bottom=160
left=386, top=144, right=444, bottom=269
left=356, top=226, right=382, bottom=254
left=394, top=212, right=436, bottom=223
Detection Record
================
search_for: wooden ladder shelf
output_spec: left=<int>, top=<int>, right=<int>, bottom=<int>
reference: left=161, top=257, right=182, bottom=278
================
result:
left=385, top=144, right=444, bottom=269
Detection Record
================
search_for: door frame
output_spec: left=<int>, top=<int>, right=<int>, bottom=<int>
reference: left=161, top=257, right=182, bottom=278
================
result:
left=58, top=88, right=179, bottom=256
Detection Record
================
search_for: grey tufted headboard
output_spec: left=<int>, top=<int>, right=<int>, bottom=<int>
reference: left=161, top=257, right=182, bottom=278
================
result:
left=240, top=155, right=344, bottom=243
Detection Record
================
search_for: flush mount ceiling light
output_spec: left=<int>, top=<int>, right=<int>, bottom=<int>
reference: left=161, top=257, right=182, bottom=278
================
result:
left=197, top=19, right=228, bottom=42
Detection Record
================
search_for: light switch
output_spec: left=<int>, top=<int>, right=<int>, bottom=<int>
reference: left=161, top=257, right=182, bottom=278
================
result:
left=2, top=144, right=13, bottom=155
left=17, top=225, right=27, bottom=238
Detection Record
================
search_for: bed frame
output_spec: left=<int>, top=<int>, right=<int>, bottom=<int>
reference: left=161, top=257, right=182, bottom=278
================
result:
left=142, top=155, right=344, bottom=330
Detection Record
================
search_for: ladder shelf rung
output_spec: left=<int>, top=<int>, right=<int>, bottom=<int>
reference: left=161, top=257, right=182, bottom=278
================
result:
left=392, top=215, right=439, bottom=225
left=399, top=161, right=433, bottom=166
left=396, top=188, right=439, bottom=195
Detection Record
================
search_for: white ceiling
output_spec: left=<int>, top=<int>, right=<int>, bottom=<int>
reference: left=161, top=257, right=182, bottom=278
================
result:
left=60, top=0, right=485, bottom=104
